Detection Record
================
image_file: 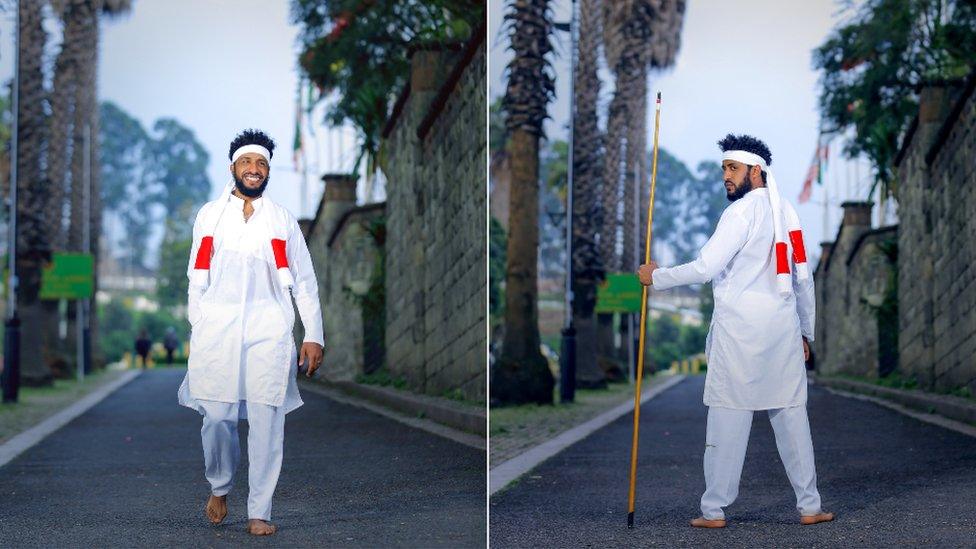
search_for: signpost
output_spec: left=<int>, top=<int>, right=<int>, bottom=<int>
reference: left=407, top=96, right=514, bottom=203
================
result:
left=40, top=253, right=94, bottom=382
left=596, top=273, right=643, bottom=313
left=40, top=253, right=94, bottom=300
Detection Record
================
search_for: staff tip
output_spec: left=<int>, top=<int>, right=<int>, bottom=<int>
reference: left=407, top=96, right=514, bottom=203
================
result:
left=656, top=92, right=661, bottom=103
left=628, top=512, right=635, bottom=528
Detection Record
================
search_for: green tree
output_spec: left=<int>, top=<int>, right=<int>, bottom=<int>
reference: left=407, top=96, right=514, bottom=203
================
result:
left=292, top=0, right=483, bottom=164
left=813, top=0, right=976, bottom=198
left=155, top=215, right=193, bottom=308
left=98, top=103, right=211, bottom=272
left=148, top=118, right=211, bottom=217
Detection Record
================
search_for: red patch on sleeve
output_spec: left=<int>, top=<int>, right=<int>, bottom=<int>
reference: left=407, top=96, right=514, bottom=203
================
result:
left=775, top=242, right=789, bottom=274
left=194, top=236, right=213, bottom=269
left=789, top=230, right=807, bottom=263
left=271, top=239, right=288, bottom=269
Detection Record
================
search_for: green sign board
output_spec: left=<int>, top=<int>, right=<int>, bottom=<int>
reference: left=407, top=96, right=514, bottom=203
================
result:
left=595, top=272, right=643, bottom=313
left=41, top=253, right=94, bottom=299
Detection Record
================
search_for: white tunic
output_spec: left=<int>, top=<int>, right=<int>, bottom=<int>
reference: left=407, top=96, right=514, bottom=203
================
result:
left=178, top=191, right=324, bottom=415
left=652, top=187, right=815, bottom=410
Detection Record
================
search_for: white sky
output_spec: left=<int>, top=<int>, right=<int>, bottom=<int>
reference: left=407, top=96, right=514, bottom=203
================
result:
left=489, top=0, right=880, bottom=253
left=0, top=0, right=366, bottom=233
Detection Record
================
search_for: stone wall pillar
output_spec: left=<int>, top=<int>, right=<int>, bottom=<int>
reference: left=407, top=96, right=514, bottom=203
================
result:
left=320, top=173, right=358, bottom=238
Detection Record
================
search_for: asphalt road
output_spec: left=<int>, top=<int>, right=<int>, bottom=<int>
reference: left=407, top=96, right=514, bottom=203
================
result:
left=0, top=369, right=485, bottom=548
left=490, top=376, right=976, bottom=548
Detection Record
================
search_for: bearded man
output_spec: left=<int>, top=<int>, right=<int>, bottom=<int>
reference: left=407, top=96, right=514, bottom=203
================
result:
left=178, top=129, right=324, bottom=536
left=638, top=134, right=833, bottom=528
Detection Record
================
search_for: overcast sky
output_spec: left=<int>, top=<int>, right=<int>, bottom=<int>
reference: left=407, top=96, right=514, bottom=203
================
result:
left=0, top=0, right=364, bottom=223
left=489, top=0, right=880, bottom=254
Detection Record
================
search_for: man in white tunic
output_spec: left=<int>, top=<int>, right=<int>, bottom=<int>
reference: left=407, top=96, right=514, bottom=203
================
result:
left=178, top=129, right=324, bottom=536
left=638, top=134, right=833, bottom=528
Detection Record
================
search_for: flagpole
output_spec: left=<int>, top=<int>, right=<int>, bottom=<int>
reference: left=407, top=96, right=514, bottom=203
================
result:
left=627, top=91, right=661, bottom=529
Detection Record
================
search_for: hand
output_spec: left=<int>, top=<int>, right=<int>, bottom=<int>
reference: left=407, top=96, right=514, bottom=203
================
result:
left=300, top=342, right=324, bottom=377
left=637, top=261, right=658, bottom=286
left=802, top=337, right=810, bottom=362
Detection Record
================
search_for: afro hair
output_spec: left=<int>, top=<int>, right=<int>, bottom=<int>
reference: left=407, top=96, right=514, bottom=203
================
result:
left=717, top=133, right=772, bottom=166
left=229, top=129, right=276, bottom=161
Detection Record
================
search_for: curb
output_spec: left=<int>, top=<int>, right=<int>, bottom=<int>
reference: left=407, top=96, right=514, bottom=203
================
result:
left=812, top=376, right=976, bottom=426
left=0, top=369, right=142, bottom=469
left=489, top=374, right=686, bottom=496
left=302, top=378, right=486, bottom=436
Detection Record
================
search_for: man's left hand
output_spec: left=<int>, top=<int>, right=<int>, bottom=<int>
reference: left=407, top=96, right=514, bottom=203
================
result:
left=300, top=342, right=324, bottom=377
left=802, top=337, right=810, bottom=362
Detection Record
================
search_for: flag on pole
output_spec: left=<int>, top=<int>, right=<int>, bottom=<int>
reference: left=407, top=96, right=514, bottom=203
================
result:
left=292, top=83, right=305, bottom=173
left=798, top=139, right=823, bottom=204
left=818, top=140, right=829, bottom=184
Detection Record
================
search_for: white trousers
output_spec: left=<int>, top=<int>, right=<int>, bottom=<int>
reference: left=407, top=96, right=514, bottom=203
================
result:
left=199, top=400, right=286, bottom=521
left=701, top=405, right=822, bottom=520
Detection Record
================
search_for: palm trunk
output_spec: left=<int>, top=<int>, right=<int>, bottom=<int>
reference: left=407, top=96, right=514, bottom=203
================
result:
left=86, top=8, right=104, bottom=369
left=493, top=0, right=556, bottom=406
left=494, top=129, right=554, bottom=404
left=571, top=0, right=607, bottom=389
left=15, top=0, right=56, bottom=386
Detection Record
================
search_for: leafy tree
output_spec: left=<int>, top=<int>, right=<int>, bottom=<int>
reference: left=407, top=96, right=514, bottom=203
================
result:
left=292, top=0, right=483, bottom=163
left=148, top=118, right=211, bottom=217
left=652, top=151, right=726, bottom=264
left=98, top=102, right=210, bottom=272
left=813, top=0, right=976, bottom=197
left=155, top=215, right=193, bottom=308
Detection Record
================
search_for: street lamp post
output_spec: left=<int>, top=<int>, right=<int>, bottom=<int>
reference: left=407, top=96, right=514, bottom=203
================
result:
left=2, top=1, right=22, bottom=403
left=558, top=0, right=579, bottom=404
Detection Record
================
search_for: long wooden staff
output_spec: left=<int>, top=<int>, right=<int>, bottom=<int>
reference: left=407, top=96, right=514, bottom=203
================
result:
left=627, top=91, right=662, bottom=528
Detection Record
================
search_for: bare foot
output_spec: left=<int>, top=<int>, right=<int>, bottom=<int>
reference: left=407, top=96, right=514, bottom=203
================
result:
left=247, top=519, right=277, bottom=536
left=205, top=494, right=227, bottom=525
left=800, top=511, right=835, bottom=525
left=689, top=516, right=727, bottom=528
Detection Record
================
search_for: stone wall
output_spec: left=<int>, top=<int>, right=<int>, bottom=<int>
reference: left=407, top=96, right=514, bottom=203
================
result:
left=896, top=78, right=976, bottom=394
left=814, top=201, right=897, bottom=378
left=303, top=174, right=385, bottom=382
left=379, top=38, right=487, bottom=402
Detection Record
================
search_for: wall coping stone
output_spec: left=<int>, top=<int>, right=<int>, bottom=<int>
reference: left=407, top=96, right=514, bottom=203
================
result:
left=813, top=375, right=976, bottom=426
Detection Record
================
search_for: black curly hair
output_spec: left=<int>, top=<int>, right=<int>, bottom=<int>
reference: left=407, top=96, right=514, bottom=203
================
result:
left=228, top=129, right=276, bottom=161
left=717, top=133, right=771, bottom=184
left=717, top=133, right=772, bottom=166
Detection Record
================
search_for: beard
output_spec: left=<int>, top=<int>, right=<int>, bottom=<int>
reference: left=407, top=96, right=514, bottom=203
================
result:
left=725, top=175, right=752, bottom=202
left=234, top=172, right=269, bottom=198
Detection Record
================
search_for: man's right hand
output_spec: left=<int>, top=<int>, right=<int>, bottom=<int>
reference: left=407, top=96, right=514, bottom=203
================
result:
left=638, top=262, right=658, bottom=286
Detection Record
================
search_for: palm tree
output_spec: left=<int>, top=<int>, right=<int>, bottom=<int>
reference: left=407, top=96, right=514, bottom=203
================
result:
left=598, top=0, right=686, bottom=376
left=83, top=0, right=133, bottom=369
left=14, top=0, right=56, bottom=386
left=598, top=0, right=642, bottom=376
left=638, top=0, right=685, bottom=258
left=571, top=0, right=608, bottom=389
left=48, top=0, right=92, bottom=250
left=492, top=0, right=556, bottom=406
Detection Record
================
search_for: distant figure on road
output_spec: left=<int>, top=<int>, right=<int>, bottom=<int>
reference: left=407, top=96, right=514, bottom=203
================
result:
left=134, top=330, right=152, bottom=369
left=638, top=134, right=833, bottom=528
left=163, top=327, right=179, bottom=364
left=178, top=129, right=324, bottom=536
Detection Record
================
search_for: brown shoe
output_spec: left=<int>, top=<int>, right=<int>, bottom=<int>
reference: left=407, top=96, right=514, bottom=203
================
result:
left=800, top=512, right=835, bottom=525
left=690, top=517, right=727, bottom=528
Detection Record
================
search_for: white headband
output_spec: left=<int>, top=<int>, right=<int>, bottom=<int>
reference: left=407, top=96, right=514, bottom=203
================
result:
left=722, top=150, right=768, bottom=171
left=231, top=144, right=271, bottom=163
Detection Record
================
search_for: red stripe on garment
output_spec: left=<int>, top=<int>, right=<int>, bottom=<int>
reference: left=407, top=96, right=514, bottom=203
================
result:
left=789, top=230, right=807, bottom=263
left=271, top=239, right=289, bottom=269
left=194, top=236, right=213, bottom=269
left=775, top=242, right=789, bottom=274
